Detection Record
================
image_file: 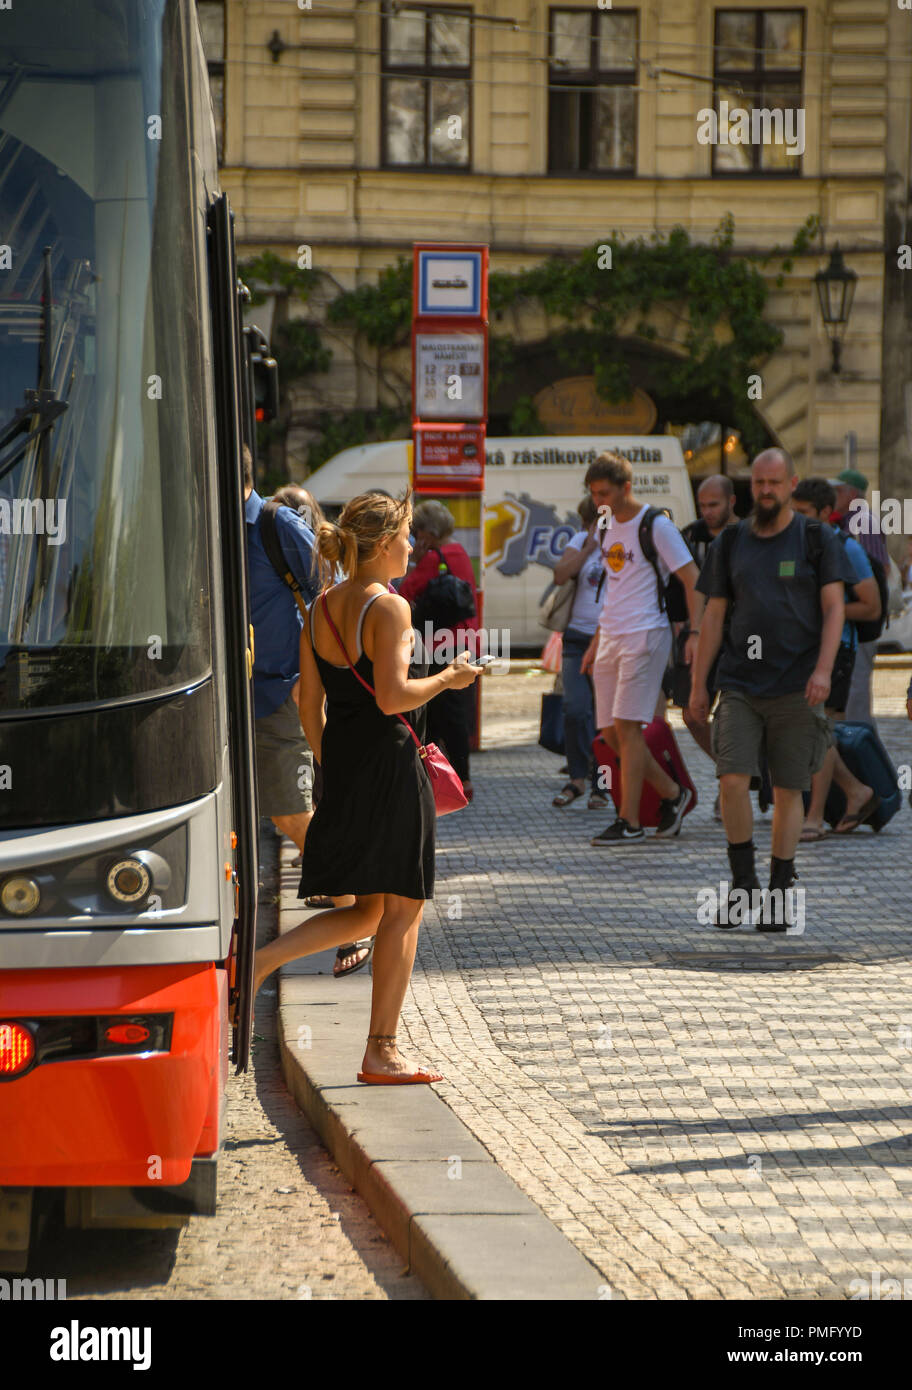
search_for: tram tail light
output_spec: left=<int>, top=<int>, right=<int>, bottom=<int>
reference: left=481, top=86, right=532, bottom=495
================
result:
left=104, top=1023, right=151, bottom=1046
left=0, top=1023, right=35, bottom=1077
left=0, top=1014, right=172, bottom=1079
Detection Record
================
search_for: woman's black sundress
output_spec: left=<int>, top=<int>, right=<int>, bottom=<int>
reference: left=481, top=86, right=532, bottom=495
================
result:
left=299, top=590, right=436, bottom=901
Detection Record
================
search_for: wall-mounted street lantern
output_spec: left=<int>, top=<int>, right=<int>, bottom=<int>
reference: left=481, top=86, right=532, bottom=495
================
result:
left=814, top=245, right=857, bottom=374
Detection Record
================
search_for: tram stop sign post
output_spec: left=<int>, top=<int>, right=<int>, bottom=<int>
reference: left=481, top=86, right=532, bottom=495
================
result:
left=411, top=244, right=489, bottom=751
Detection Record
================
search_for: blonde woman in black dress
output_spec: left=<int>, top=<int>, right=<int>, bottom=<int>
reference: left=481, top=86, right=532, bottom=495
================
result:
left=250, top=491, right=482, bottom=1083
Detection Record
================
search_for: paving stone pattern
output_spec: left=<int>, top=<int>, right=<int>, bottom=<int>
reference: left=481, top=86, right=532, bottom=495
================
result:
left=398, top=688, right=912, bottom=1300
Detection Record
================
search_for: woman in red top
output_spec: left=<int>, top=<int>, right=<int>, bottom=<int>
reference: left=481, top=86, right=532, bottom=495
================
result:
left=397, top=500, right=480, bottom=799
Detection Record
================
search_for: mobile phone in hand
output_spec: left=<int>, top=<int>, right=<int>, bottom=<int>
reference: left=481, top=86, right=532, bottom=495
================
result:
left=471, top=655, right=496, bottom=668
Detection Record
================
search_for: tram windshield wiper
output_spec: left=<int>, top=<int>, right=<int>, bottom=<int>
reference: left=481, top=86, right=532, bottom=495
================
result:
left=0, top=245, right=69, bottom=484
left=0, top=394, right=69, bottom=485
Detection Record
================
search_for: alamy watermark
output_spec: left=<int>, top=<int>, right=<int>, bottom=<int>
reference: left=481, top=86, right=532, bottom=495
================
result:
left=696, top=101, right=805, bottom=158
left=50, top=1321, right=151, bottom=1370
left=696, top=881, right=806, bottom=932
left=0, top=1276, right=67, bottom=1299
left=410, top=622, right=510, bottom=670
left=848, top=1269, right=911, bottom=1300
left=847, top=493, right=912, bottom=536
left=0, top=497, right=67, bottom=545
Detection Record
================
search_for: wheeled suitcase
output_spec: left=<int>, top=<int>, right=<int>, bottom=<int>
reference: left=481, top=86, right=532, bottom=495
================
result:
left=592, top=719, right=698, bottom=828
left=824, top=721, right=901, bottom=831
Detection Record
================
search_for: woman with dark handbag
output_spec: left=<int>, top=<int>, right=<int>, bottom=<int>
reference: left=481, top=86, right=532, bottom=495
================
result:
left=397, top=500, right=480, bottom=800
left=249, top=491, right=482, bottom=1084
left=549, top=497, right=609, bottom=810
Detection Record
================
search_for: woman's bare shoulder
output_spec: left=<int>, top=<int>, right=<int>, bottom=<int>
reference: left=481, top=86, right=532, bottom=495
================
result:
left=362, top=591, right=411, bottom=660
left=370, top=589, right=411, bottom=620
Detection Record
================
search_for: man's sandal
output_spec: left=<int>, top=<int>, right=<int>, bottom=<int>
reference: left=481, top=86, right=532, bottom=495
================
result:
left=553, top=782, right=584, bottom=807
left=833, top=792, right=881, bottom=834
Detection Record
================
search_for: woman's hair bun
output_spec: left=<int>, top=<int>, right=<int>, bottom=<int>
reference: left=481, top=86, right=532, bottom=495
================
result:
left=313, top=490, right=410, bottom=587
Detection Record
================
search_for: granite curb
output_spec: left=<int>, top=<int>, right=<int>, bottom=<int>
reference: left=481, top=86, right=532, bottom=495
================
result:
left=273, top=843, right=603, bottom=1300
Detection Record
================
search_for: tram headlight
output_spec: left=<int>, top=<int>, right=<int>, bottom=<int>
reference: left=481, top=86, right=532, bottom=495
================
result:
left=0, top=877, right=41, bottom=916
left=105, top=858, right=152, bottom=904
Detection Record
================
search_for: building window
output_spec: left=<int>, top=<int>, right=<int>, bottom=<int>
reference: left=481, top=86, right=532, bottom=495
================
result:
left=712, top=9, right=805, bottom=174
left=381, top=4, right=472, bottom=169
left=548, top=8, right=638, bottom=175
left=197, top=0, right=225, bottom=163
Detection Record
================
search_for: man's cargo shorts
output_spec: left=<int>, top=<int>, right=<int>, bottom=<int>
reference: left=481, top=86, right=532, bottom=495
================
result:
left=254, top=692, right=313, bottom=817
left=711, top=688, right=831, bottom=792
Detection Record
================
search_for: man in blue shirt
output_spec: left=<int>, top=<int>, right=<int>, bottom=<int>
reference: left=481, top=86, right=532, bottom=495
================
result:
left=244, top=448, right=320, bottom=854
left=793, top=477, right=882, bottom=838
left=831, top=468, right=889, bottom=728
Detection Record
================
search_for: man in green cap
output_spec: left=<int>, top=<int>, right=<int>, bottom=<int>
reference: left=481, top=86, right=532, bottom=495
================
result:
left=829, top=469, right=889, bottom=728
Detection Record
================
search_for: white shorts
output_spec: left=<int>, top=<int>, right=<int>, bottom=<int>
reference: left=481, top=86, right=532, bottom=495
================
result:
left=593, top=626, right=672, bottom=727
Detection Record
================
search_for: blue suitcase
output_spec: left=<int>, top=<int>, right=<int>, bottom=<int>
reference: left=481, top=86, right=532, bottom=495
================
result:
left=539, top=692, right=565, bottom=756
left=824, top=722, right=901, bottom=832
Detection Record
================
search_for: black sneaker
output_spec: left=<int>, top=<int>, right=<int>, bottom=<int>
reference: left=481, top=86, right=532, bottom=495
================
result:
left=591, top=817, right=645, bottom=846
left=714, top=877, right=762, bottom=929
left=655, top=784, right=689, bottom=839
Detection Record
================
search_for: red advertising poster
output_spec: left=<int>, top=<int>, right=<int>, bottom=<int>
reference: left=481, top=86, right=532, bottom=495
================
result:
left=413, top=423, right=486, bottom=493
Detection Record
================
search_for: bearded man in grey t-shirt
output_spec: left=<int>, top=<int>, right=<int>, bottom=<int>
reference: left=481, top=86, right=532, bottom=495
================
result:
left=689, top=449, right=850, bottom=931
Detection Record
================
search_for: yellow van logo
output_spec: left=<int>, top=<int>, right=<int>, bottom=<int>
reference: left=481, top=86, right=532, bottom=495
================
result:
left=483, top=498, right=528, bottom=568
left=483, top=493, right=581, bottom=577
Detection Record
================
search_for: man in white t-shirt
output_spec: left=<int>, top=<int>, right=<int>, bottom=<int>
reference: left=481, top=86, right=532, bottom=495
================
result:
left=581, top=451, right=700, bottom=844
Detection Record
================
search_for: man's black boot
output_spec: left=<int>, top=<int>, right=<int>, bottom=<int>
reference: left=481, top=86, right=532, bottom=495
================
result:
left=756, top=856, right=799, bottom=932
left=714, top=840, right=761, bottom=929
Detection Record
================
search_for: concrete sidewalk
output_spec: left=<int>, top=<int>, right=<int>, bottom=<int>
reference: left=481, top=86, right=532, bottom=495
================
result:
left=274, top=844, right=604, bottom=1300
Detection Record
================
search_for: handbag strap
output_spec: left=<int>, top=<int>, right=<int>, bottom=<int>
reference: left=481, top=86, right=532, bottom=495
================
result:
left=319, top=591, right=424, bottom=753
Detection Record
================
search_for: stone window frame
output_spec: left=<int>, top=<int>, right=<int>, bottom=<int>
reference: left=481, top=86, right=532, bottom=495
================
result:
left=546, top=6, right=640, bottom=177
left=711, top=7, right=806, bottom=177
left=380, top=2, right=474, bottom=172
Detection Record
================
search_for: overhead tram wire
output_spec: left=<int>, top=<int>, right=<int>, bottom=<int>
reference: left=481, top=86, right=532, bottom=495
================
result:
left=350, top=1, right=912, bottom=67
left=217, top=52, right=912, bottom=105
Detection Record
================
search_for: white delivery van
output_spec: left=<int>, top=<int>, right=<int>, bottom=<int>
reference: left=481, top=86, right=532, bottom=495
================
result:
left=306, top=435, right=695, bottom=647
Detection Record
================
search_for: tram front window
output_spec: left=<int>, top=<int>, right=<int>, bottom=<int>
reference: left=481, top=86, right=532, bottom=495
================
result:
left=0, top=0, right=212, bottom=710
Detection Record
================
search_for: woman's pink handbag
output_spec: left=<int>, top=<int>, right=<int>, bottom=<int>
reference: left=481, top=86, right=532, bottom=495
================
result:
left=320, top=593, right=468, bottom=817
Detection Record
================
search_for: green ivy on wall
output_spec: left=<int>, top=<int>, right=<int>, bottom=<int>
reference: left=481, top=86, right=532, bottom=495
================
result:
left=240, top=216, right=819, bottom=470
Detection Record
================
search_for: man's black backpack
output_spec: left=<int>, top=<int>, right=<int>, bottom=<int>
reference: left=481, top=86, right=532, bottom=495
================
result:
left=718, top=519, right=886, bottom=642
left=844, top=543, right=888, bottom=644
left=412, top=547, right=476, bottom=629
left=638, top=507, right=690, bottom=622
left=259, top=498, right=318, bottom=617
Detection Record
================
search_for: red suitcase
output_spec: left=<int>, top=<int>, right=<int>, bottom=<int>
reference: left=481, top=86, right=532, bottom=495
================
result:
left=592, top=719, right=698, bottom=828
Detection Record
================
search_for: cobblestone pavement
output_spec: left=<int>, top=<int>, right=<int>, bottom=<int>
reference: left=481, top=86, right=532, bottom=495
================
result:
left=398, top=670, right=912, bottom=1299
left=48, top=834, right=426, bottom=1302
